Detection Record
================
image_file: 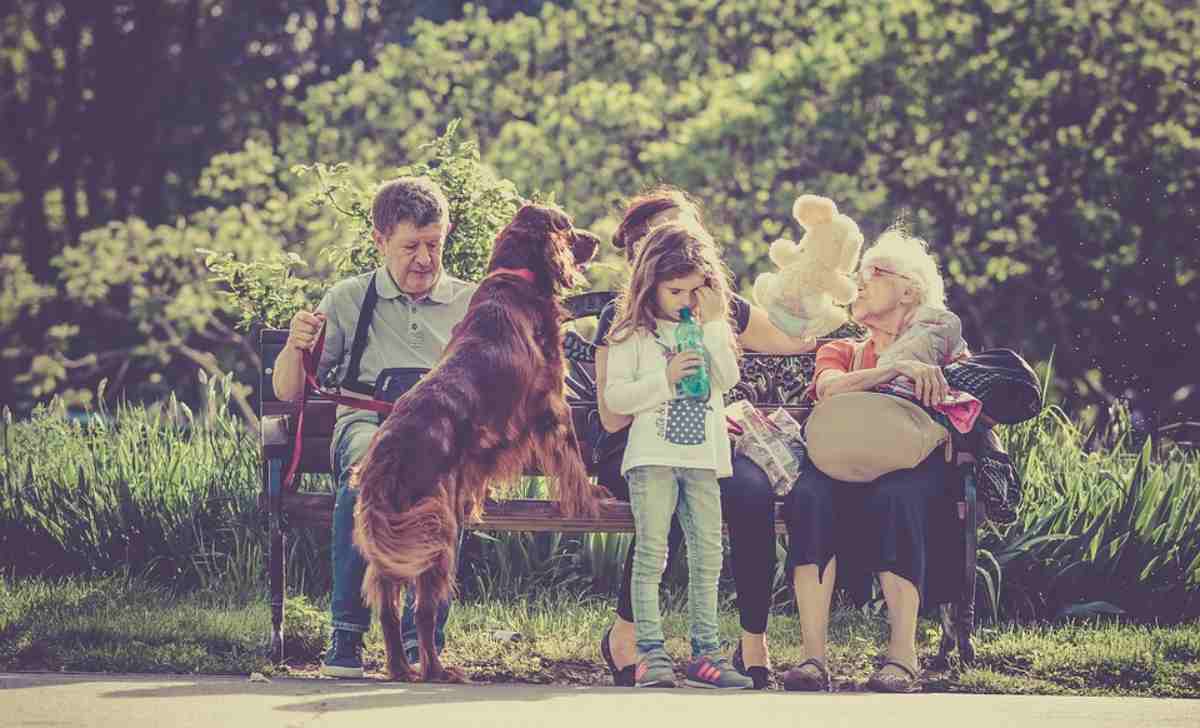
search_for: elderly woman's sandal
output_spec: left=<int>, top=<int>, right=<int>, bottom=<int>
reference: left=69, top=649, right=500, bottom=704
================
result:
left=600, top=626, right=636, bottom=687
left=782, top=657, right=831, bottom=692
left=867, top=659, right=921, bottom=693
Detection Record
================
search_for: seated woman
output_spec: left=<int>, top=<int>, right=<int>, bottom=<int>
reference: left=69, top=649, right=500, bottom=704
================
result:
left=783, top=228, right=961, bottom=693
left=594, top=186, right=817, bottom=689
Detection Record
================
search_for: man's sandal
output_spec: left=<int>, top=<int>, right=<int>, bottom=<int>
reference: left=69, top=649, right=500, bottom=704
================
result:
left=600, top=626, right=636, bottom=687
left=867, top=659, right=922, bottom=693
left=782, top=657, right=831, bottom=692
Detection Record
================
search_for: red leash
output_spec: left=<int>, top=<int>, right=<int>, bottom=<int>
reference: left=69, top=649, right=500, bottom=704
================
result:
left=281, top=324, right=392, bottom=490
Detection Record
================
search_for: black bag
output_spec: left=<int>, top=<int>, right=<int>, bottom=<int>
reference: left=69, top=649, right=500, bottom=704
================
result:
left=963, top=427, right=1022, bottom=527
left=594, top=427, right=630, bottom=469
left=371, top=367, right=430, bottom=421
left=943, top=349, right=1041, bottom=425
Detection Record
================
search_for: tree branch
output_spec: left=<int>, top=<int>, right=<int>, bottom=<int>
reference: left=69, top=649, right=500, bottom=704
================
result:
left=161, top=320, right=260, bottom=431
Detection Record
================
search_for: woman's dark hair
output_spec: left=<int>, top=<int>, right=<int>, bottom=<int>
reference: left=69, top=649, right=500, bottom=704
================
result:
left=611, top=185, right=704, bottom=262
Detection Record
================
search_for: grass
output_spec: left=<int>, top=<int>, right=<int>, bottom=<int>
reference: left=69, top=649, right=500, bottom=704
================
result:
left=2, top=575, right=1197, bottom=697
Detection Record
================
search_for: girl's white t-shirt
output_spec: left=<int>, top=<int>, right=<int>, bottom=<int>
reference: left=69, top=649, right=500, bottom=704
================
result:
left=604, top=319, right=741, bottom=478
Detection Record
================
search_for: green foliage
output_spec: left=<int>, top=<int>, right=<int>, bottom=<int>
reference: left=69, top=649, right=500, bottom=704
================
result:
left=281, top=594, right=329, bottom=661
left=0, top=376, right=261, bottom=587
left=4, top=0, right=1197, bottom=426
left=977, top=404, right=1200, bottom=622
left=198, top=121, right=522, bottom=331
left=201, top=249, right=322, bottom=332
left=402, top=119, right=525, bottom=283
left=302, top=118, right=525, bottom=288
left=4, top=386, right=1198, bottom=623
left=464, top=477, right=634, bottom=600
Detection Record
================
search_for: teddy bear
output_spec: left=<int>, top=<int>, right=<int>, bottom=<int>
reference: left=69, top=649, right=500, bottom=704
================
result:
left=752, top=194, right=864, bottom=339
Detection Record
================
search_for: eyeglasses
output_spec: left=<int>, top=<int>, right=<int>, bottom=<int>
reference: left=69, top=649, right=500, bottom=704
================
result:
left=857, top=263, right=913, bottom=284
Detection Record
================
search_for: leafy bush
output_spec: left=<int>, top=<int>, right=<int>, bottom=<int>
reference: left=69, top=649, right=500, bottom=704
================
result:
left=978, top=406, right=1200, bottom=622
left=203, top=120, right=524, bottom=330
left=0, top=375, right=261, bottom=587
left=282, top=594, right=329, bottom=660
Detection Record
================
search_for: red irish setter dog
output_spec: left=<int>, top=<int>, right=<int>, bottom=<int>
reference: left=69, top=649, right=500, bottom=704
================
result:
left=351, top=203, right=607, bottom=682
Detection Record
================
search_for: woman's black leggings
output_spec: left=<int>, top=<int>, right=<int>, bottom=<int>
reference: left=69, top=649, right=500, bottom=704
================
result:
left=598, top=452, right=778, bottom=634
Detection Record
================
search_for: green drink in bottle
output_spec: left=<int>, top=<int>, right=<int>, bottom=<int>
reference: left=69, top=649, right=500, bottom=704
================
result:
left=675, top=307, right=710, bottom=400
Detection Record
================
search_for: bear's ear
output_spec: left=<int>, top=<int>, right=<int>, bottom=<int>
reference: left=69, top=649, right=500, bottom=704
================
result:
left=793, top=195, right=837, bottom=227
left=835, top=218, right=865, bottom=272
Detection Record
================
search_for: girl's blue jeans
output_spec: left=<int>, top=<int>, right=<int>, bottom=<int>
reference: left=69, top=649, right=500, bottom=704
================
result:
left=626, top=465, right=723, bottom=658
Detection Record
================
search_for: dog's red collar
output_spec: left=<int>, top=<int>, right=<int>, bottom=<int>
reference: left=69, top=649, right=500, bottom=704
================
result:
left=488, top=267, right=536, bottom=283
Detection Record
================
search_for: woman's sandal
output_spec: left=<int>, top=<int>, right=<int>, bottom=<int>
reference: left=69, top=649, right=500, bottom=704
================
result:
left=600, top=626, right=637, bottom=687
left=731, top=642, right=770, bottom=690
left=866, top=659, right=922, bottom=693
left=782, top=657, right=832, bottom=692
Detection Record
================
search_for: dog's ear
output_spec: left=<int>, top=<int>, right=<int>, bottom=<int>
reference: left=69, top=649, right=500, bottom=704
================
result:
left=490, top=204, right=550, bottom=271
left=489, top=203, right=579, bottom=293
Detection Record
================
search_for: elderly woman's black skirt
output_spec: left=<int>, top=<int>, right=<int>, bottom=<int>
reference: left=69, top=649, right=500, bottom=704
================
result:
left=783, top=451, right=962, bottom=609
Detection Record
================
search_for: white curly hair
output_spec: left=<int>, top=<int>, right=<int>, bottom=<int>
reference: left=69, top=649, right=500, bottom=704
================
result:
left=860, top=228, right=947, bottom=310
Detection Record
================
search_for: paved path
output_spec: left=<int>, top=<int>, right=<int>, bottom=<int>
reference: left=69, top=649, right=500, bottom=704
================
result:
left=2, top=672, right=1197, bottom=728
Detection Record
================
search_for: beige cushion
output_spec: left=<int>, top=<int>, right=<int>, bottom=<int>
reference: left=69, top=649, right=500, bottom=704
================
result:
left=805, top=392, right=949, bottom=483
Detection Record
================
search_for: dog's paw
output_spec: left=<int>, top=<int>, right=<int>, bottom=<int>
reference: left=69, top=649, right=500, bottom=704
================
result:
left=589, top=483, right=614, bottom=501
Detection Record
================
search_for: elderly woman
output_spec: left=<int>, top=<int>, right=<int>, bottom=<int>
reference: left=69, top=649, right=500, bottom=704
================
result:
left=783, top=229, right=961, bottom=693
left=595, top=186, right=817, bottom=689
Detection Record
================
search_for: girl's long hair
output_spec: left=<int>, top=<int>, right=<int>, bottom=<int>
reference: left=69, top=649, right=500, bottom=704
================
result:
left=608, top=222, right=737, bottom=348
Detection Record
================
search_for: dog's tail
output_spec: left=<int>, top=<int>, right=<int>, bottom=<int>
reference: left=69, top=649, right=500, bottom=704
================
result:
left=354, top=490, right=457, bottom=610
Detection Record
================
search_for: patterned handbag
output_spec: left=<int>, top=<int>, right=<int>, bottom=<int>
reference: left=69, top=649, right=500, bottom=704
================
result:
left=727, top=400, right=807, bottom=496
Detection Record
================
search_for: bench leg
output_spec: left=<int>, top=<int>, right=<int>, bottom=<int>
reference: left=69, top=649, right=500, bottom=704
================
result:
left=937, top=466, right=979, bottom=667
left=937, top=604, right=957, bottom=664
left=958, top=471, right=979, bottom=665
left=267, top=457, right=286, bottom=664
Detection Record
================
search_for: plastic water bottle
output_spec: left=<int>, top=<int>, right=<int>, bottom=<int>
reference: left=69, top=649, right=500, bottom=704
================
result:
left=675, top=307, right=710, bottom=400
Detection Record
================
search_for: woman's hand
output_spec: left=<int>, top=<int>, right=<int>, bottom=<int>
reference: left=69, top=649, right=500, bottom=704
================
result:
left=786, top=335, right=819, bottom=354
left=667, top=351, right=704, bottom=385
left=894, top=360, right=949, bottom=407
left=693, top=286, right=723, bottom=323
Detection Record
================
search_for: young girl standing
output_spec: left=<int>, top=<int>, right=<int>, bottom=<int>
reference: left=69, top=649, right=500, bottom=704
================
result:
left=604, top=222, right=752, bottom=690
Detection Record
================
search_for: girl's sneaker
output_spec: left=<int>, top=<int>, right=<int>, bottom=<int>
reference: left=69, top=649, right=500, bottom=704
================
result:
left=634, top=649, right=678, bottom=688
left=685, top=655, right=754, bottom=689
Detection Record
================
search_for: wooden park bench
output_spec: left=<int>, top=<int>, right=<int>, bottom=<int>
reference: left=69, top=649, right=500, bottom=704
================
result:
left=259, top=291, right=985, bottom=667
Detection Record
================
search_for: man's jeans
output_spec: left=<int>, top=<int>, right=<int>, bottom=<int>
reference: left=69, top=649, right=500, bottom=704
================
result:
left=626, top=465, right=723, bottom=659
left=331, top=416, right=453, bottom=663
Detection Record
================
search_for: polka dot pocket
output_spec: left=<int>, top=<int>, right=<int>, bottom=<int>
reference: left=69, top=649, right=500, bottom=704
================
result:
left=663, top=396, right=710, bottom=446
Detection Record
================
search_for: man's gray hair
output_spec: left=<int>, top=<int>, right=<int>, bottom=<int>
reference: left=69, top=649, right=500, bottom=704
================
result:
left=371, top=176, right=450, bottom=237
